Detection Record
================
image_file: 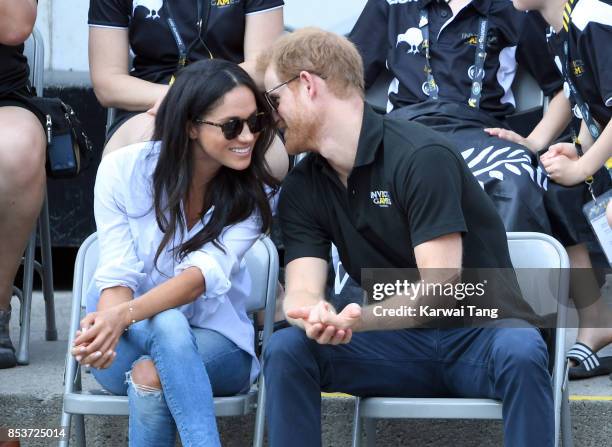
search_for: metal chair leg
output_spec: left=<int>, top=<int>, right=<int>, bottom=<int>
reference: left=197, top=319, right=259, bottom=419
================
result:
left=253, top=376, right=266, bottom=447
left=561, top=384, right=574, bottom=447
left=59, top=411, right=72, bottom=447
left=16, top=231, right=36, bottom=365
left=38, top=194, right=57, bottom=341
left=351, top=397, right=362, bottom=447
left=74, top=414, right=86, bottom=447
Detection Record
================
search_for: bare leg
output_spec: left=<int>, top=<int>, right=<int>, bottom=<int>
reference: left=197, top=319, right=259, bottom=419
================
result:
left=566, top=244, right=612, bottom=360
left=0, top=107, right=46, bottom=368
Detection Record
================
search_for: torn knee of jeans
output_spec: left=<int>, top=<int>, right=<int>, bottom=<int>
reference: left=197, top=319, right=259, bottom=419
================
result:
left=125, top=371, right=163, bottom=398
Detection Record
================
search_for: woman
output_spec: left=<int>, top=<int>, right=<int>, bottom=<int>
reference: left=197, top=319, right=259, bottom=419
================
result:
left=88, top=0, right=288, bottom=178
left=71, top=59, right=279, bottom=446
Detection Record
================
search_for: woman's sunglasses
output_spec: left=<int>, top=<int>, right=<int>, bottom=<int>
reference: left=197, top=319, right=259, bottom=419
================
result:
left=194, top=112, right=266, bottom=140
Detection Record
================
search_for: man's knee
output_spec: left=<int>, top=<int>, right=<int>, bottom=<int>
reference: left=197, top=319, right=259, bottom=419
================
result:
left=264, top=326, right=312, bottom=368
left=130, top=358, right=161, bottom=390
left=493, top=328, right=548, bottom=372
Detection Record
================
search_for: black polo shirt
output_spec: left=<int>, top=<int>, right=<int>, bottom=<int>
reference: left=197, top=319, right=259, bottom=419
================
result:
left=548, top=0, right=612, bottom=127
left=349, top=0, right=562, bottom=119
left=0, top=43, right=29, bottom=96
left=279, top=105, right=515, bottom=283
left=88, top=0, right=284, bottom=84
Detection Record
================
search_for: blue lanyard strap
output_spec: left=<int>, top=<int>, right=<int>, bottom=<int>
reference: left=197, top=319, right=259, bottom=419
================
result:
left=418, top=8, right=489, bottom=108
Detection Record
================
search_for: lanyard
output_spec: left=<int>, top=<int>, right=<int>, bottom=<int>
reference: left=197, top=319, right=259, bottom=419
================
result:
left=166, top=0, right=212, bottom=82
left=546, top=0, right=605, bottom=198
left=419, top=8, right=489, bottom=108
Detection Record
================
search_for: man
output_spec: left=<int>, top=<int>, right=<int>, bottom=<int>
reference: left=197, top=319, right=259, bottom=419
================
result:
left=0, top=0, right=45, bottom=368
left=260, top=28, right=553, bottom=447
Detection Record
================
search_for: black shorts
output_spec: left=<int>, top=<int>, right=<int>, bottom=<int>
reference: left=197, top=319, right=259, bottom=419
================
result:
left=0, top=88, right=46, bottom=135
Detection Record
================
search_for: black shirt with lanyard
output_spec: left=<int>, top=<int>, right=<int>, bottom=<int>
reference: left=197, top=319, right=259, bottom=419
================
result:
left=165, top=0, right=212, bottom=85
left=419, top=6, right=489, bottom=109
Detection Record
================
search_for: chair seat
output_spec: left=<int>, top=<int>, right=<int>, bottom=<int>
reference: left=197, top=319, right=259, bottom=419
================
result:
left=360, top=397, right=503, bottom=419
left=63, top=389, right=258, bottom=417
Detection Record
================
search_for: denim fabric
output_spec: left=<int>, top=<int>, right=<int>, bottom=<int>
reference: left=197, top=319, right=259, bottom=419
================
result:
left=91, top=308, right=252, bottom=447
left=264, top=325, right=554, bottom=447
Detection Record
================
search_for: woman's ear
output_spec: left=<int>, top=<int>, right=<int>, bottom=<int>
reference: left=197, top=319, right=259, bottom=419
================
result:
left=187, top=122, right=198, bottom=140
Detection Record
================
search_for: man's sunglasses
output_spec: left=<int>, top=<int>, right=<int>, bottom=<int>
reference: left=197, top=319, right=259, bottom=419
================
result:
left=264, top=72, right=327, bottom=111
left=194, top=112, right=267, bottom=140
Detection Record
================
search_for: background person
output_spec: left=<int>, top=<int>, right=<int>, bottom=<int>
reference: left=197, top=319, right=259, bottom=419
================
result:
left=0, top=0, right=46, bottom=369
left=71, top=60, right=279, bottom=446
left=488, top=0, right=612, bottom=379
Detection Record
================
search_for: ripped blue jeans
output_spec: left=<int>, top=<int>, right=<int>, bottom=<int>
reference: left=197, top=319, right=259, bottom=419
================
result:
left=91, top=309, right=252, bottom=447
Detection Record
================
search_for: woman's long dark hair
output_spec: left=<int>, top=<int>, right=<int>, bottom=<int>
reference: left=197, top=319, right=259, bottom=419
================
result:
left=151, top=59, right=279, bottom=268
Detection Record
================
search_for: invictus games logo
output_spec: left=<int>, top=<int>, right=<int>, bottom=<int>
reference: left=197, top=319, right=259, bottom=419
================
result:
left=371, top=190, right=392, bottom=207
left=211, top=0, right=240, bottom=7
left=572, top=60, right=585, bottom=77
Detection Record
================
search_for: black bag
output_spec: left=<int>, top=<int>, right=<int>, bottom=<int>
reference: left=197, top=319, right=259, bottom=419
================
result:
left=28, top=96, right=94, bottom=178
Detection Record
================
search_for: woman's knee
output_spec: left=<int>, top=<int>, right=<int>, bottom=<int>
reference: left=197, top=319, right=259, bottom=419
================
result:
left=0, top=108, right=46, bottom=187
left=148, top=309, right=195, bottom=350
left=130, top=358, right=161, bottom=390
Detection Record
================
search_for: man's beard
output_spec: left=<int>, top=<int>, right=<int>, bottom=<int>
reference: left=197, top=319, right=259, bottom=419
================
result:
left=284, top=108, right=321, bottom=155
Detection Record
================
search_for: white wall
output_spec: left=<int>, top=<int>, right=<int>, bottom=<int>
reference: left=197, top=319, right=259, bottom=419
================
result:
left=35, top=0, right=367, bottom=73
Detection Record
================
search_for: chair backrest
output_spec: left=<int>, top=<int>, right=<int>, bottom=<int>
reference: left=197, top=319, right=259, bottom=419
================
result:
left=511, top=66, right=544, bottom=114
left=506, top=232, right=570, bottom=319
left=23, top=27, right=44, bottom=97
left=72, top=233, right=278, bottom=314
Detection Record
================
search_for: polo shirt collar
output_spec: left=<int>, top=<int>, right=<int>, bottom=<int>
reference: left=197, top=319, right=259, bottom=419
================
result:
left=353, top=104, right=384, bottom=168
left=419, top=0, right=491, bottom=16
left=312, top=104, right=383, bottom=180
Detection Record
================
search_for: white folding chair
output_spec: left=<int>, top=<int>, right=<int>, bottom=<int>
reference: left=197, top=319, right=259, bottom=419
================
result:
left=60, top=233, right=279, bottom=447
left=12, top=26, right=57, bottom=365
left=351, top=232, right=572, bottom=447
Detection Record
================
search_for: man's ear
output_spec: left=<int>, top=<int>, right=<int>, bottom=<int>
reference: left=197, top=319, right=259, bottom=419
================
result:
left=299, top=70, right=316, bottom=98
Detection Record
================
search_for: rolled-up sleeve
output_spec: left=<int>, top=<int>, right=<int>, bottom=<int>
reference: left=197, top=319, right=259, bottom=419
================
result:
left=175, top=212, right=263, bottom=301
left=93, top=153, right=146, bottom=295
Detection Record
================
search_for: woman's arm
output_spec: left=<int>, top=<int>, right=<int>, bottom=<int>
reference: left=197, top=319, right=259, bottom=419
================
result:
left=0, top=0, right=36, bottom=46
left=240, top=7, right=284, bottom=89
left=89, top=26, right=169, bottom=110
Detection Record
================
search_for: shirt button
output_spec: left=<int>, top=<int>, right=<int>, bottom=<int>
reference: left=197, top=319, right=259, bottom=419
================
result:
left=440, top=10, right=448, bottom=18
left=352, top=189, right=356, bottom=195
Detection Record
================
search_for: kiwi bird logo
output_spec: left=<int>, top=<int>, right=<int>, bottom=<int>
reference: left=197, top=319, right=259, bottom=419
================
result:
left=396, top=28, right=423, bottom=54
left=133, top=0, right=164, bottom=19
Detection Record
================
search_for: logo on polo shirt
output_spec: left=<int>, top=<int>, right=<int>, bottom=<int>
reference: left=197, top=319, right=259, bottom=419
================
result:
left=572, top=60, right=586, bottom=77
left=371, top=190, right=392, bottom=207
left=133, top=0, right=164, bottom=19
left=211, top=0, right=240, bottom=7
left=396, top=28, right=424, bottom=55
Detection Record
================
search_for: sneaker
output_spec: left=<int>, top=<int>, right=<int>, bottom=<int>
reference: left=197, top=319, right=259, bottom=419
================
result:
left=0, top=306, right=17, bottom=368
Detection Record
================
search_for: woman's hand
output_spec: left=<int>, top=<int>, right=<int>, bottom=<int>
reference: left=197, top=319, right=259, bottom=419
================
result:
left=71, top=304, right=129, bottom=369
left=540, top=142, right=580, bottom=161
left=484, top=128, right=537, bottom=152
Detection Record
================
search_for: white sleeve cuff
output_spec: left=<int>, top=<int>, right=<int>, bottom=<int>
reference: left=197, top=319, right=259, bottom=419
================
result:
left=176, top=251, right=232, bottom=300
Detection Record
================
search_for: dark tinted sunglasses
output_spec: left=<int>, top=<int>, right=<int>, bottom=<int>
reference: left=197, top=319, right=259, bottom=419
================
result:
left=194, top=112, right=266, bottom=140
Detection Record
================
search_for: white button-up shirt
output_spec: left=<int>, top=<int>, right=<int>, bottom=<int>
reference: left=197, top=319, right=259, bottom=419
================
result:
left=87, top=141, right=273, bottom=382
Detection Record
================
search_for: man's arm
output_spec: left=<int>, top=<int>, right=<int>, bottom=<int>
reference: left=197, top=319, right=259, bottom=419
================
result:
left=283, top=257, right=328, bottom=329
left=356, top=233, right=463, bottom=331
left=0, top=0, right=37, bottom=46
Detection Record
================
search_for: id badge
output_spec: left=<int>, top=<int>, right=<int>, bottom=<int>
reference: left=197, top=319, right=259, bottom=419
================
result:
left=583, top=189, right=612, bottom=265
